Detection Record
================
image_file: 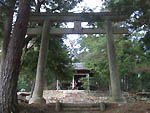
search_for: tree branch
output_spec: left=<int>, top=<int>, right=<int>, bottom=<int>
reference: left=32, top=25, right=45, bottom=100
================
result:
left=0, top=1, right=9, bottom=8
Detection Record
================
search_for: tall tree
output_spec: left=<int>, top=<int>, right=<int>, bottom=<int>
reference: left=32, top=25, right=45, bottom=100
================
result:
left=102, top=0, right=150, bottom=33
left=1, top=0, right=16, bottom=69
left=0, top=0, right=31, bottom=112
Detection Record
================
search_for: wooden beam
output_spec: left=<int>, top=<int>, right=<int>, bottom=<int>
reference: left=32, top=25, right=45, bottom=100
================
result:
left=30, top=12, right=127, bottom=22
left=27, top=27, right=128, bottom=35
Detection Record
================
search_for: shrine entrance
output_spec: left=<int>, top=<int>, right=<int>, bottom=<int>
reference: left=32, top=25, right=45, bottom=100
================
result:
left=27, top=12, right=128, bottom=104
left=72, top=63, right=92, bottom=90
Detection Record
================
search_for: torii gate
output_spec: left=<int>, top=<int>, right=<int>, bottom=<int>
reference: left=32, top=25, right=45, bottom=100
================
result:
left=28, top=12, right=128, bottom=104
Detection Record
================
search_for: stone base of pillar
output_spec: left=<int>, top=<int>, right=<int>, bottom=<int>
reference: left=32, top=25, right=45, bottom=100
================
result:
left=29, top=96, right=46, bottom=104
left=108, top=96, right=127, bottom=103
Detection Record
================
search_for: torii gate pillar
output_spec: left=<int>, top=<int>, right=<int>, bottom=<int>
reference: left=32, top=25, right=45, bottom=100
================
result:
left=29, top=20, right=50, bottom=104
left=105, top=20, right=121, bottom=102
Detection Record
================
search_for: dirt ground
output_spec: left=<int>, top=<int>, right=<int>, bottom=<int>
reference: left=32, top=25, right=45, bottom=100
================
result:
left=104, top=102, right=150, bottom=113
left=19, top=102, right=150, bottom=113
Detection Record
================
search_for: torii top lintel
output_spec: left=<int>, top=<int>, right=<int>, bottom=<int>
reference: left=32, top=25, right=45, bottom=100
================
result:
left=30, top=12, right=127, bottom=22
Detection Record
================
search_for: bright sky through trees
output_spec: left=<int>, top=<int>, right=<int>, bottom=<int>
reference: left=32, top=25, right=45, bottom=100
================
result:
left=71, top=0, right=102, bottom=13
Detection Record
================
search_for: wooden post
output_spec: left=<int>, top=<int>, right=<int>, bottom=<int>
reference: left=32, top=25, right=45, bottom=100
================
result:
left=56, top=80, right=59, bottom=90
left=29, top=20, right=50, bottom=104
left=55, top=100, right=61, bottom=111
left=105, top=20, right=121, bottom=102
left=87, top=74, right=90, bottom=90
left=72, top=76, right=75, bottom=89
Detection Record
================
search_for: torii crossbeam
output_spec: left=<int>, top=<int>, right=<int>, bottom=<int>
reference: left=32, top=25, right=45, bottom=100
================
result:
left=27, top=12, right=128, bottom=35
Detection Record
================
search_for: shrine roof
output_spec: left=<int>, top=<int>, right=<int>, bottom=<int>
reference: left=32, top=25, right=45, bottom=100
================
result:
left=73, top=63, right=89, bottom=70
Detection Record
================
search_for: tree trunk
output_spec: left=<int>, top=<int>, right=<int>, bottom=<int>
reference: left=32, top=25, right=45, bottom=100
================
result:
left=43, top=76, right=48, bottom=90
left=0, top=0, right=31, bottom=113
left=105, top=20, right=121, bottom=102
left=29, top=20, right=50, bottom=104
left=36, top=0, right=42, bottom=12
left=1, top=0, right=16, bottom=69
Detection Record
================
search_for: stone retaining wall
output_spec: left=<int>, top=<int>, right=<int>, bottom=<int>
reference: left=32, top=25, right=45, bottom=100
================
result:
left=43, top=90, right=109, bottom=104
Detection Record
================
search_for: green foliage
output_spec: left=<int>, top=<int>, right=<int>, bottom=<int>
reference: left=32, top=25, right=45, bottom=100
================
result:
left=46, top=35, right=73, bottom=81
left=0, top=21, right=4, bottom=43
left=17, top=76, right=31, bottom=92
left=18, top=0, right=83, bottom=90
left=79, top=35, right=110, bottom=90
left=19, top=34, right=73, bottom=90
left=102, top=0, right=150, bottom=38
left=140, top=72, right=150, bottom=91
left=140, top=31, right=150, bottom=50
left=79, top=30, right=150, bottom=91
left=0, top=3, right=6, bottom=44
left=31, top=0, right=83, bottom=13
left=77, top=1, right=150, bottom=91
left=80, top=77, right=88, bottom=89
